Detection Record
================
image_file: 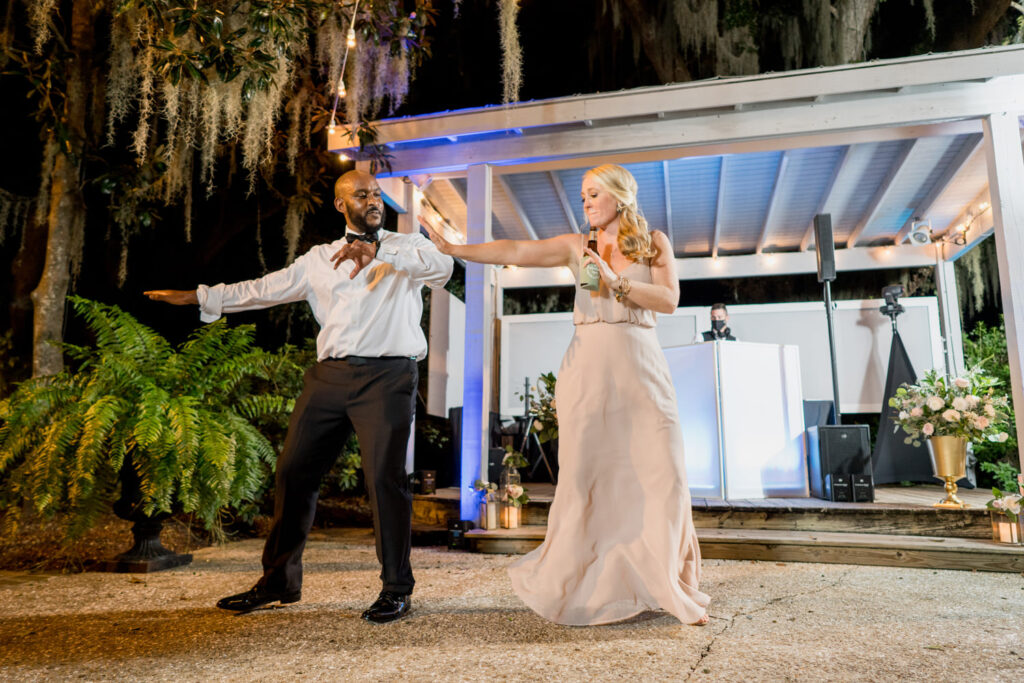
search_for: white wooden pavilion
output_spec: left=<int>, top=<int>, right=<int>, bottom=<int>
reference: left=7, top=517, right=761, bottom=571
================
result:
left=328, top=46, right=1024, bottom=521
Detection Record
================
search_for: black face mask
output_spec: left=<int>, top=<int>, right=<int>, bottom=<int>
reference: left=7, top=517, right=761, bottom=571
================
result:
left=711, top=319, right=726, bottom=332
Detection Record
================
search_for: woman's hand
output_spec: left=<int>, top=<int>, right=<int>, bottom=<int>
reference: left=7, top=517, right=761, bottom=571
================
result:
left=421, top=219, right=457, bottom=256
left=583, top=247, right=620, bottom=287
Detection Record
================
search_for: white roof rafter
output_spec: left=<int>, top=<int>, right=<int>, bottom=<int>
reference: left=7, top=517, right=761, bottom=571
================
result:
left=845, top=138, right=919, bottom=247
left=549, top=171, right=580, bottom=233
left=497, top=176, right=540, bottom=240
left=711, top=156, right=729, bottom=259
left=755, top=152, right=790, bottom=255
left=800, top=146, right=852, bottom=252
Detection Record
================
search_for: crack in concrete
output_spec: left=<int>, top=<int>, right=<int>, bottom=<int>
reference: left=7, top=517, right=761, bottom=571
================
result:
left=685, top=568, right=853, bottom=680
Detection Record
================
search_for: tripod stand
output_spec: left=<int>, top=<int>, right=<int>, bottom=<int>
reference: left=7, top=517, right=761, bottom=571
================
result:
left=519, top=376, right=557, bottom=484
left=518, top=414, right=557, bottom=484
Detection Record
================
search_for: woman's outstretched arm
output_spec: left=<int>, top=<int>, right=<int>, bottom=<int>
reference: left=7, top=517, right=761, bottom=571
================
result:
left=422, top=220, right=578, bottom=268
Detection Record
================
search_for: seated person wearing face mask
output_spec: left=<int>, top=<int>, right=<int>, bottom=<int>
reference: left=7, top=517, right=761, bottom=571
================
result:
left=696, top=303, right=737, bottom=342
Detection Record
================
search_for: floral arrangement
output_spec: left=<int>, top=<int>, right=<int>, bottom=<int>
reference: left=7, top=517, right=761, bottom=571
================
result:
left=888, top=367, right=1011, bottom=447
left=518, top=371, right=558, bottom=444
left=986, top=473, right=1023, bottom=522
left=500, top=446, right=530, bottom=508
left=501, top=445, right=529, bottom=469
left=505, top=482, right=529, bottom=508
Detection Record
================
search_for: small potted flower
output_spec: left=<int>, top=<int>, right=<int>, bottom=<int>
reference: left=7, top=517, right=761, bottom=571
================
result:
left=500, top=446, right=530, bottom=529
left=985, top=473, right=1023, bottom=544
left=888, top=367, right=1011, bottom=509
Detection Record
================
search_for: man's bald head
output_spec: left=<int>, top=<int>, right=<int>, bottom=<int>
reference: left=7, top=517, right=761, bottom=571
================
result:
left=334, top=170, right=377, bottom=200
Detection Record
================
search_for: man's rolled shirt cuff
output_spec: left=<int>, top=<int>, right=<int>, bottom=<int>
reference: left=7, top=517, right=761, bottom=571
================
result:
left=196, top=284, right=223, bottom=323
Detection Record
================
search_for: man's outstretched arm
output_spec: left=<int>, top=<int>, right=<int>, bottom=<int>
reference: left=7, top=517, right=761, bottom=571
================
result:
left=144, top=255, right=310, bottom=322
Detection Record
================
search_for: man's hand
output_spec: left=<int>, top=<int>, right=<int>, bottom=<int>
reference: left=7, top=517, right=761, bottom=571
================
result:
left=144, top=289, right=199, bottom=305
left=330, top=240, right=377, bottom=279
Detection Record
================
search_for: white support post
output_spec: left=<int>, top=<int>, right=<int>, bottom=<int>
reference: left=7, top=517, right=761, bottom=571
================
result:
left=397, top=180, right=420, bottom=235
left=398, top=182, right=421, bottom=475
left=934, top=255, right=965, bottom=378
left=460, top=164, right=495, bottom=520
left=982, top=113, right=1024, bottom=471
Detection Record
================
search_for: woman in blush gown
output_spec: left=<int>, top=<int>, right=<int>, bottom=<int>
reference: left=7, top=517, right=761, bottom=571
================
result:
left=424, top=164, right=709, bottom=626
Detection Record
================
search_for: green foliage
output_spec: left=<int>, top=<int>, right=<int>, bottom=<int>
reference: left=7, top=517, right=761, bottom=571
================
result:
left=963, top=317, right=1019, bottom=487
left=0, top=297, right=298, bottom=537
left=980, top=461, right=1021, bottom=494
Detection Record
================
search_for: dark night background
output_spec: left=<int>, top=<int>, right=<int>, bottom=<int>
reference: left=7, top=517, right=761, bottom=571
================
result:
left=0, top=0, right=1012, bottom=381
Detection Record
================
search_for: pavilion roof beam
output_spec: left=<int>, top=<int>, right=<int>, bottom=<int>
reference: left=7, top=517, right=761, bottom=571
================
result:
left=755, top=152, right=790, bottom=255
left=845, top=138, right=919, bottom=248
left=662, top=161, right=675, bottom=249
left=352, top=76, right=1024, bottom=177
left=497, top=176, right=540, bottom=241
left=800, top=146, right=852, bottom=252
left=549, top=171, right=580, bottom=234
left=356, top=47, right=1024, bottom=146
left=498, top=245, right=938, bottom=288
left=711, top=156, right=729, bottom=259
left=895, top=134, right=985, bottom=244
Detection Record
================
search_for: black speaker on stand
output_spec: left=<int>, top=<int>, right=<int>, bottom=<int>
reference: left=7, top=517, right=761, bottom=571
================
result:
left=809, top=214, right=873, bottom=501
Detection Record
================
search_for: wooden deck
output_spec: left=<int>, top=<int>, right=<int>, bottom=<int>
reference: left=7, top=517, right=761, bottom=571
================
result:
left=414, top=484, right=1024, bottom=572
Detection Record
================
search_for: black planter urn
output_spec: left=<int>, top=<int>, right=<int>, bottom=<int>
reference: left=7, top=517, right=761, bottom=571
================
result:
left=93, top=455, right=193, bottom=573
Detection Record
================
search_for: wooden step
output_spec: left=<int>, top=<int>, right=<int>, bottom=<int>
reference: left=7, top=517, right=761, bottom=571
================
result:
left=464, top=527, right=1024, bottom=573
left=415, top=486, right=995, bottom=539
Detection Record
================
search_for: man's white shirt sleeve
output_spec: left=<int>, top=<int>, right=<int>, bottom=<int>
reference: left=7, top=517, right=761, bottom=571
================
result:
left=197, top=255, right=310, bottom=323
left=374, top=232, right=453, bottom=287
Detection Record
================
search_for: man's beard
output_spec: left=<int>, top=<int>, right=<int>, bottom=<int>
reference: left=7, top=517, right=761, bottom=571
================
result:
left=349, top=207, right=383, bottom=233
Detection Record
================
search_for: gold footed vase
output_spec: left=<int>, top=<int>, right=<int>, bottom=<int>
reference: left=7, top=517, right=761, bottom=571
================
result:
left=925, top=435, right=968, bottom=509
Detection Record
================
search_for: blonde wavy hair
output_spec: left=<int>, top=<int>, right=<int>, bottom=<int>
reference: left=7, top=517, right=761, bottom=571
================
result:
left=585, top=163, right=657, bottom=262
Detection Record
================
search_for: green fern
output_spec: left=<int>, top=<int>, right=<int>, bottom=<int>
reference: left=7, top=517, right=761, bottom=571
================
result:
left=0, top=296, right=300, bottom=537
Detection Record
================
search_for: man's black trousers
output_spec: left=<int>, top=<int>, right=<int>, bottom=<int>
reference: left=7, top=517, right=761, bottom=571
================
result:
left=258, top=357, right=417, bottom=595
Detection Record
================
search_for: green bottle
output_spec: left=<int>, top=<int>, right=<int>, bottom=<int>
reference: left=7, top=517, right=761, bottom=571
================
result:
left=580, top=228, right=600, bottom=291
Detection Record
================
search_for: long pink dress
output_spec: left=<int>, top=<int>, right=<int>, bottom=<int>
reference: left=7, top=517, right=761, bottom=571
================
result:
left=507, top=251, right=710, bottom=625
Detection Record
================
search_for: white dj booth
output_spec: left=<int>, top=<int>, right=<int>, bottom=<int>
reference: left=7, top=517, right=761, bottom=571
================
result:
left=666, top=341, right=809, bottom=499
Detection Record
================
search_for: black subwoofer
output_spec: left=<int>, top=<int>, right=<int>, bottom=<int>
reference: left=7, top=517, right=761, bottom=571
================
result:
left=807, top=425, right=872, bottom=500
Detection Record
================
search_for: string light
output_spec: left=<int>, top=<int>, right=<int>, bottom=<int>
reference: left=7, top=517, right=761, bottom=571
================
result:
left=328, top=0, right=360, bottom=148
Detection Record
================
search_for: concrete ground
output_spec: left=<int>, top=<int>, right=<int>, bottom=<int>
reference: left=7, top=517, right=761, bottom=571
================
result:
left=1, top=528, right=1022, bottom=682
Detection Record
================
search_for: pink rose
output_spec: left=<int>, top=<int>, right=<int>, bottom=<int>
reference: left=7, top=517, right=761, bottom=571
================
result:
left=910, top=407, right=923, bottom=418
left=941, top=409, right=961, bottom=422
left=927, top=396, right=945, bottom=411
left=984, top=404, right=996, bottom=417
left=954, top=377, right=970, bottom=389
left=952, top=396, right=970, bottom=411
left=922, top=423, right=935, bottom=436
left=973, top=416, right=990, bottom=430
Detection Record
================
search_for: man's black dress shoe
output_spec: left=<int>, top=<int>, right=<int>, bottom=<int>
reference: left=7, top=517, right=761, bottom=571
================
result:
left=361, top=591, right=411, bottom=623
left=216, top=585, right=301, bottom=612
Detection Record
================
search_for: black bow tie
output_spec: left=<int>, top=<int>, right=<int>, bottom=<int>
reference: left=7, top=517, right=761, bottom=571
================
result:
left=346, top=231, right=379, bottom=244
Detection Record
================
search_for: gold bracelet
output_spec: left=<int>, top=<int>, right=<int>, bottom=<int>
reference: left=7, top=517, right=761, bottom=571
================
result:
left=614, top=277, right=631, bottom=302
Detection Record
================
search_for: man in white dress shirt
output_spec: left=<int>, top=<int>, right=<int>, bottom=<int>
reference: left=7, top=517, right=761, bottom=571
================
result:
left=144, top=170, right=453, bottom=622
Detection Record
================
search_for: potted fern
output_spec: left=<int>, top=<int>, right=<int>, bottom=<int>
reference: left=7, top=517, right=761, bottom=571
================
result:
left=0, top=297, right=297, bottom=571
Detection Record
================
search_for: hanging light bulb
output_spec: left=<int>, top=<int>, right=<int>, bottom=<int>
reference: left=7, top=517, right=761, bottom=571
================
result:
left=346, top=26, right=356, bottom=49
left=328, top=118, right=336, bottom=134
left=338, top=78, right=347, bottom=98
